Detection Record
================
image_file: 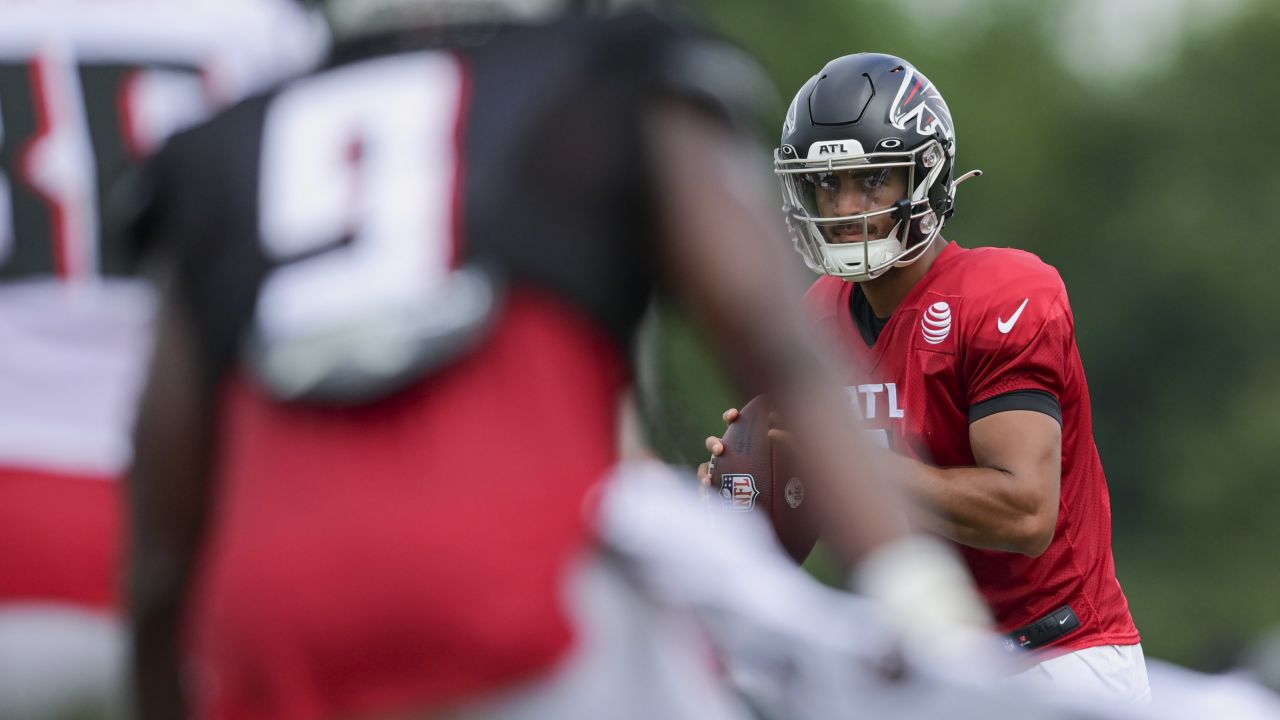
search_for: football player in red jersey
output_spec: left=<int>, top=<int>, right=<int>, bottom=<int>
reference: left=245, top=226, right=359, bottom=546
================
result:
left=122, top=5, right=1001, bottom=720
left=702, top=52, right=1147, bottom=702
left=0, top=2, right=321, bottom=717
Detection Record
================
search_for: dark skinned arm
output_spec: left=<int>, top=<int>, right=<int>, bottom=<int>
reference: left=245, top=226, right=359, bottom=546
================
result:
left=735, top=408, right=1061, bottom=557
left=127, top=279, right=215, bottom=720
left=891, top=409, right=1061, bottom=557
left=645, top=98, right=908, bottom=564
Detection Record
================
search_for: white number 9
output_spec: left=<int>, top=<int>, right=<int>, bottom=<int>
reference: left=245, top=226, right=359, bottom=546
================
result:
left=251, top=54, right=495, bottom=402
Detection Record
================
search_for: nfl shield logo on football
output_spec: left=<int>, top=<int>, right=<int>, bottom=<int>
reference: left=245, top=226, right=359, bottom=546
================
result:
left=720, top=474, right=760, bottom=512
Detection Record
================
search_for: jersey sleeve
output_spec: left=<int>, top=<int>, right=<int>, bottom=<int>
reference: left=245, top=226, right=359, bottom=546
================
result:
left=105, top=123, right=206, bottom=274
left=119, top=125, right=209, bottom=281
left=122, top=98, right=273, bottom=391
left=961, top=264, right=1075, bottom=410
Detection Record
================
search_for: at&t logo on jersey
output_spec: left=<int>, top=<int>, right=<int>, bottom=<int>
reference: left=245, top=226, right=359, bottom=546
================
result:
left=720, top=474, right=760, bottom=512
left=921, top=301, right=952, bottom=344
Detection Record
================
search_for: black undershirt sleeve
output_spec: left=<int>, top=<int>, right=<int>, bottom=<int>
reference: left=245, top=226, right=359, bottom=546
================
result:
left=969, top=389, right=1062, bottom=425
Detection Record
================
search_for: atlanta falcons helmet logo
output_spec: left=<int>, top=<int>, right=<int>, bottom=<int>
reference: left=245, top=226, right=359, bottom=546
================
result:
left=889, top=67, right=954, bottom=141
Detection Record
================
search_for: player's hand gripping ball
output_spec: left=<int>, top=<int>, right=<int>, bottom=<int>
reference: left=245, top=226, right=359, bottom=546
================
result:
left=709, top=395, right=822, bottom=563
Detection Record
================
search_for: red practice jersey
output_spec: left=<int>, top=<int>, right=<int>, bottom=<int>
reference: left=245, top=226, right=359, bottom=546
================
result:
left=805, top=241, right=1140, bottom=655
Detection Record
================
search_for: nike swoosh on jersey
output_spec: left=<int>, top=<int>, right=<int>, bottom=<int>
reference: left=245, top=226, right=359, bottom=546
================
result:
left=996, top=298, right=1030, bottom=334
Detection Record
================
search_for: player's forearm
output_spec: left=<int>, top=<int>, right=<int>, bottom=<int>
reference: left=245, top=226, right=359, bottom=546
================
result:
left=778, top=378, right=914, bottom=561
left=890, top=456, right=1057, bottom=556
left=128, top=457, right=204, bottom=720
left=650, top=101, right=909, bottom=561
left=127, top=288, right=214, bottom=718
left=128, top=556, right=192, bottom=720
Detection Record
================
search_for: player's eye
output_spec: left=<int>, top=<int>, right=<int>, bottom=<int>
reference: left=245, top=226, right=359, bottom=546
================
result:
left=815, top=172, right=841, bottom=193
left=861, top=168, right=892, bottom=190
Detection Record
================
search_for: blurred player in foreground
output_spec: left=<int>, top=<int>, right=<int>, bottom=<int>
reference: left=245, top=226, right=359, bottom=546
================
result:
left=120, top=1, right=999, bottom=718
left=703, top=52, right=1146, bottom=701
left=0, top=2, right=320, bottom=717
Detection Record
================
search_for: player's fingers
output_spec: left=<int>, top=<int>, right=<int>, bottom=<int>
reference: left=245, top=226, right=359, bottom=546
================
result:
left=767, top=409, right=788, bottom=429
left=722, top=408, right=739, bottom=424
left=704, top=435, right=725, bottom=456
left=696, top=461, right=712, bottom=487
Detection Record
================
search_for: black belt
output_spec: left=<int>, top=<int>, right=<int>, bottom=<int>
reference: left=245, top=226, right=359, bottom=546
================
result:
left=1003, top=605, right=1081, bottom=652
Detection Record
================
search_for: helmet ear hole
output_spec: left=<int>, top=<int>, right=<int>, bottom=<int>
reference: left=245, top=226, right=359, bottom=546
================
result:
left=937, top=196, right=954, bottom=219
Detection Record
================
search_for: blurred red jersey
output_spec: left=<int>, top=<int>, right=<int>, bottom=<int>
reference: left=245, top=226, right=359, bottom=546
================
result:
left=805, top=241, right=1140, bottom=655
left=138, top=12, right=766, bottom=719
left=191, top=290, right=627, bottom=719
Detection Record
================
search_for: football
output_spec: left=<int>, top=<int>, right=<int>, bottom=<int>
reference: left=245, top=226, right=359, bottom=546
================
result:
left=710, top=395, right=822, bottom=563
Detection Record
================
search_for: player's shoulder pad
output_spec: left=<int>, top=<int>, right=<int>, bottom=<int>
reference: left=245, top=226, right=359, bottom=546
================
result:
left=159, top=87, right=278, bottom=191
left=954, top=247, right=1071, bottom=352
left=102, top=117, right=208, bottom=263
left=120, top=89, right=276, bottom=261
left=603, top=11, right=776, bottom=134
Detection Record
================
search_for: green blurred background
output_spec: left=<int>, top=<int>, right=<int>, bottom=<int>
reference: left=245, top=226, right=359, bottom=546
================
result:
left=642, top=0, right=1280, bottom=672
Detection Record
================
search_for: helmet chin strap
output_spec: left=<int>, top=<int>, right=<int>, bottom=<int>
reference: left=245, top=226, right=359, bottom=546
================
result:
left=818, top=216, right=908, bottom=281
left=856, top=209, right=943, bottom=281
left=857, top=169, right=981, bottom=279
left=786, top=191, right=950, bottom=282
left=891, top=222, right=941, bottom=268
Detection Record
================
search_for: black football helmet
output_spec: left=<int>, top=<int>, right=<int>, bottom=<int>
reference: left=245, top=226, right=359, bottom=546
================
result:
left=775, top=53, right=980, bottom=281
